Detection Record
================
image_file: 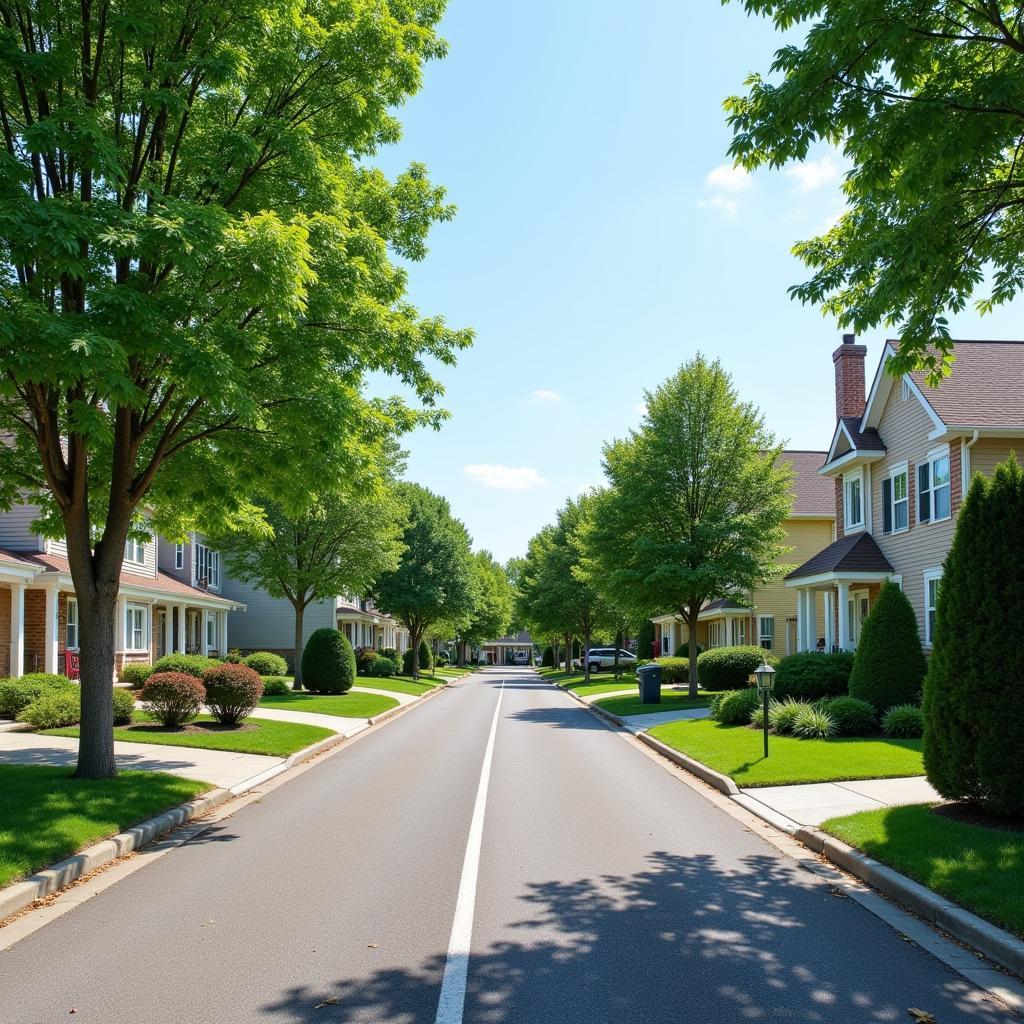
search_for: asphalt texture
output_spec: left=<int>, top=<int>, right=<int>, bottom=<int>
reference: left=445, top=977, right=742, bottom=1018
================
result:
left=0, top=668, right=1017, bottom=1023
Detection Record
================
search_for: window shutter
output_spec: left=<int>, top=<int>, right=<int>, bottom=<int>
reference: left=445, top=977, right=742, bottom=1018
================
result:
left=918, top=463, right=931, bottom=522
left=882, top=478, right=892, bottom=533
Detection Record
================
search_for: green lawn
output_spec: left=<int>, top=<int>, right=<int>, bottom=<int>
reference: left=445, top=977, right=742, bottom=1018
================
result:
left=571, top=679, right=639, bottom=698
left=823, top=805, right=1024, bottom=938
left=432, top=666, right=473, bottom=679
left=261, top=691, right=398, bottom=718
left=0, top=764, right=211, bottom=887
left=47, top=714, right=334, bottom=757
left=648, top=718, right=924, bottom=787
left=594, top=692, right=711, bottom=718
left=355, top=677, right=436, bottom=697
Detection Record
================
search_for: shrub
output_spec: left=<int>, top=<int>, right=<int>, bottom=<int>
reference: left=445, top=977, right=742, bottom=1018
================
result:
left=152, top=653, right=220, bottom=678
left=653, top=656, right=688, bottom=684
left=541, top=646, right=554, bottom=667
left=772, top=651, right=854, bottom=701
left=261, top=676, right=292, bottom=696
left=815, top=696, right=876, bottom=736
left=849, top=581, right=927, bottom=711
left=363, top=653, right=397, bottom=678
left=436, top=650, right=450, bottom=666
left=19, top=689, right=81, bottom=729
left=302, top=628, right=356, bottom=694
left=674, top=642, right=703, bottom=659
left=768, top=697, right=806, bottom=735
left=791, top=704, right=837, bottom=739
left=697, top=646, right=777, bottom=691
left=401, top=648, right=417, bottom=676
left=710, top=687, right=760, bottom=725
left=119, top=663, right=154, bottom=689
left=140, top=672, right=205, bottom=727
left=244, top=651, right=288, bottom=677
left=203, top=663, right=263, bottom=726
left=749, top=704, right=765, bottom=730
left=418, top=640, right=432, bottom=671
left=0, top=674, right=74, bottom=719
left=883, top=704, right=925, bottom=739
left=112, top=688, right=136, bottom=726
left=381, top=647, right=399, bottom=661
left=636, top=618, right=656, bottom=661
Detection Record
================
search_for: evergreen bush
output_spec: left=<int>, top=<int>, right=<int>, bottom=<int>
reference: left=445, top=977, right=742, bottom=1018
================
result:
left=152, top=653, right=220, bottom=678
left=19, top=689, right=81, bottom=729
left=243, top=651, right=288, bottom=676
left=772, top=651, right=854, bottom=701
left=112, top=688, right=136, bottom=725
left=140, top=672, right=205, bottom=727
left=0, top=674, right=74, bottom=718
left=119, top=663, right=154, bottom=689
left=261, top=676, right=292, bottom=696
left=697, top=646, right=777, bottom=690
left=541, top=646, right=554, bottom=668
left=674, top=642, right=703, bottom=659
left=418, top=640, right=432, bottom=671
left=401, top=648, right=417, bottom=676
left=301, top=629, right=356, bottom=694
left=710, top=687, right=760, bottom=724
left=883, top=704, right=924, bottom=739
left=815, top=696, right=876, bottom=736
left=653, top=657, right=688, bottom=683
left=636, top=618, right=656, bottom=661
left=849, top=581, right=927, bottom=710
left=768, top=697, right=806, bottom=735
left=364, top=654, right=397, bottom=678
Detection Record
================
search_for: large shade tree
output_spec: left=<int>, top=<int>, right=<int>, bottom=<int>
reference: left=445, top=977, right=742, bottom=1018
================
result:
left=0, top=0, right=469, bottom=776
left=584, top=356, right=792, bottom=697
left=372, top=483, right=475, bottom=680
left=725, top=0, right=1024, bottom=382
left=453, top=550, right=514, bottom=666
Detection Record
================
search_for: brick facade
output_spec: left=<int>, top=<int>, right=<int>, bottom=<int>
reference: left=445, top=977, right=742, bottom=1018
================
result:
left=833, top=335, right=868, bottom=419
left=834, top=477, right=844, bottom=539
left=950, top=442, right=963, bottom=516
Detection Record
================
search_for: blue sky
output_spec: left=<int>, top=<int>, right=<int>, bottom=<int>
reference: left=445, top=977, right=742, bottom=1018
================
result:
left=372, top=0, right=1023, bottom=563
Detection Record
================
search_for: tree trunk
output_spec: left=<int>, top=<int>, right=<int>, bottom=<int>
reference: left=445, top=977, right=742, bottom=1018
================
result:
left=410, top=625, right=421, bottom=680
left=292, top=603, right=305, bottom=690
left=686, top=604, right=700, bottom=699
left=583, top=626, right=592, bottom=683
left=613, top=628, right=623, bottom=680
left=75, top=583, right=119, bottom=779
left=564, top=633, right=572, bottom=674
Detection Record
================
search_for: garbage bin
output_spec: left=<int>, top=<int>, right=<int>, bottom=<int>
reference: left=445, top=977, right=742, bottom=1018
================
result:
left=636, top=663, right=662, bottom=705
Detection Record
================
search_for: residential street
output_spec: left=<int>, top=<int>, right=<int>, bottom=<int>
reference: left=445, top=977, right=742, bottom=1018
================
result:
left=0, top=669, right=1016, bottom=1024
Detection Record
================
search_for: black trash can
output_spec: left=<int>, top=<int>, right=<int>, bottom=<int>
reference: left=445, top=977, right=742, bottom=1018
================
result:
left=636, top=663, right=662, bottom=704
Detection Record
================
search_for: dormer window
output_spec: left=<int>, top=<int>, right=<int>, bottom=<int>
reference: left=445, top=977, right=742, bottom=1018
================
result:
left=844, top=468, right=864, bottom=531
left=125, top=535, right=147, bottom=564
left=195, top=543, right=220, bottom=588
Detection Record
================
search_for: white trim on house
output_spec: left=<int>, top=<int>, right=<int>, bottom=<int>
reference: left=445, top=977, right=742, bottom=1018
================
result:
left=844, top=467, right=865, bottom=532
left=923, top=566, right=943, bottom=647
left=860, top=343, right=946, bottom=436
left=820, top=446, right=887, bottom=475
left=784, top=569, right=892, bottom=589
left=918, top=444, right=952, bottom=525
left=885, top=460, right=910, bottom=535
left=66, top=596, right=79, bottom=651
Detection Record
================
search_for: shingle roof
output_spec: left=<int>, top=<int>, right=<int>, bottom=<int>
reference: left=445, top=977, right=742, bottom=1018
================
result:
left=779, top=450, right=834, bottom=515
left=485, top=629, right=532, bottom=645
left=702, top=598, right=750, bottom=613
left=785, top=532, right=893, bottom=581
left=839, top=417, right=885, bottom=451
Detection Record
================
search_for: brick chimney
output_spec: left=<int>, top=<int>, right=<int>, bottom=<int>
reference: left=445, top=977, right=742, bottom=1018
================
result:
left=833, top=333, right=867, bottom=419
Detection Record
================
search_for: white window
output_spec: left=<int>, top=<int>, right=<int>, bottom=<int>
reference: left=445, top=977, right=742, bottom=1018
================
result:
left=124, top=603, right=148, bottom=651
left=661, top=632, right=670, bottom=655
left=731, top=618, right=747, bottom=645
left=758, top=615, right=774, bottom=651
left=923, top=568, right=942, bottom=645
left=66, top=597, right=79, bottom=650
left=206, top=612, right=217, bottom=651
left=884, top=464, right=909, bottom=534
left=708, top=620, right=726, bottom=648
left=918, top=448, right=951, bottom=524
left=175, top=543, right=184, bottom=570
left=194, top=544, right=220, bottom=588
left=844, top=469, right=864, bottom=531
left=125, top=535, right=147, bottom=564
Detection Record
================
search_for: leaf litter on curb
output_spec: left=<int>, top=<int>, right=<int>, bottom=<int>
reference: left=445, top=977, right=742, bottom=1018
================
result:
left=908, top=1009, right=936, bottom=1023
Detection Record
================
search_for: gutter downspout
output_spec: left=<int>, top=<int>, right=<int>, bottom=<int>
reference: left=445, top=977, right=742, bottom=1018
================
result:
left=964, top=430, right=980, bottom=499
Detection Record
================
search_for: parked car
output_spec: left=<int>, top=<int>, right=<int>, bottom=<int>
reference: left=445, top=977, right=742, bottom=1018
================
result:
left=584, top=648, right=637, bottom=673
left=512, top=651, right=530, bottom=666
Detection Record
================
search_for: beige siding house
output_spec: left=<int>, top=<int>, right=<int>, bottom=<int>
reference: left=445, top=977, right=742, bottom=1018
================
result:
left=786, top=336, right=1024, bottom=650
left=650, top=452, right=836, bottom=658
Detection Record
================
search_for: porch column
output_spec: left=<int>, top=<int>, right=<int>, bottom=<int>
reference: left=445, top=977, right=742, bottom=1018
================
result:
left=10, top=582, right=24, bottom=677
left=175, top=604, right=187, bottom=653
left=43, top=585, right=59, bottom=674
left=795, top=590, right=806, bottom=652
left=201, top=611, right=210, bottom=656
left=837, top=582, right=851, bottom=650
left=163, top=607, right=174, bottom=658
left=219, top=611, right=228, bottom=657
left=824, top=591, right=835, bottom=652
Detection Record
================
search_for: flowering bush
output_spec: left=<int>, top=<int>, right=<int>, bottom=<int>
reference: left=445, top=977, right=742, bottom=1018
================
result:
left=203, top=663, right=264, bottom=726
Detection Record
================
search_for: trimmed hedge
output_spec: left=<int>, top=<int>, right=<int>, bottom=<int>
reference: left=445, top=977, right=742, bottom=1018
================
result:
left=697, top=646, right=777, bottom=690
left=203, top=663, right=263, bottom=726
left=363, top=654, right=397, bottom=678
left=418, top=640, right=432, bottom=671
left=849, top=581, right=927, bottom=710
left=244, top=651, right=289, bottom=677
left=772, top=651, right=854, bottom=701
left=19, top=689, right=81, bottom=729
left=119, top=663, right=155, bottom=689
left=112, top=688, right=136, bottom=725
left=883, top=704, right=924, bottom=739
left=815, top=696, right=876, bottom=736
left=710, top=688, right=760, bottom=724
left=302, top=629, right=356, bottom=694
left=401, top=648, right=417, bottom=676
left=261, top=676, right=292, bottom=696
left=152, top=653, right=221, bottom=678
left=653, top=657, right=688, bottom=684
left=141, top=672, right=205, bottom=727
left=674, top=643, right=703, bottom=659
left=0, top=674, right=74, bottom=719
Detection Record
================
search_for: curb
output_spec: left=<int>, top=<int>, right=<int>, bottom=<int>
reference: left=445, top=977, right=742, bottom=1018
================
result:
left=636, top=732, right=741, bottom=796
left=0, top=787, right=233, bottom=923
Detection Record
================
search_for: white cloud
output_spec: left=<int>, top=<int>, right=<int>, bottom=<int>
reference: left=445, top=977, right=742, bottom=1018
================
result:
left=634, top=402, right=648, bottom=416
left=532, top=388, right=560, bottom=401
left=697, top=195, right=738, bottom=218
left=705, top=163, right=751, bottom=193
left=464, top=464, right=547, bottom=491
left=785, top=153, right=843, bottom=193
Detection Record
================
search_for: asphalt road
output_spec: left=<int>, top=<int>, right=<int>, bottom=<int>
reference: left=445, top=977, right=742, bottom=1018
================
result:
left=0, top=668, right=1017, bottom=1024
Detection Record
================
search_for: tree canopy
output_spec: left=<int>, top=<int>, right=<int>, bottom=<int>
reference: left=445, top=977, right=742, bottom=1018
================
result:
left=453, top=551, right=514, bottom=663
left=725, top=0, right=1024, bottom=382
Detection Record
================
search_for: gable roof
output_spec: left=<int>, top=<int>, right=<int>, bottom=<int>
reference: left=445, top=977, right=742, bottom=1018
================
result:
left=779, top=451, right=834, bottom=516
left=785, top=532, right=893, bottom=581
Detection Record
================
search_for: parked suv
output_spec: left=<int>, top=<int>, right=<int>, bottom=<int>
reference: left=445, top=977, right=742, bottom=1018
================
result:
left=512, top=651, right=530, bottom=666
left=584, top=648, right=637, bottom=673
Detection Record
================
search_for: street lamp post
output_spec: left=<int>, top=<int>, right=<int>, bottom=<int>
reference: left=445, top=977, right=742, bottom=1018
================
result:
left=754, top=661, right=776, bottom=758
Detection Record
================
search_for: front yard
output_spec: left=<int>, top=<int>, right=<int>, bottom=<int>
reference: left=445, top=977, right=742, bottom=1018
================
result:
left=594, top=692, right=711, bottom=718
left=822, top=805, right=1024, bottom=939
left=648, top=718, right=924, bottom=787
left=0, top=765, right=212, bottom=888
left=260, top=691, right=398, bottom=719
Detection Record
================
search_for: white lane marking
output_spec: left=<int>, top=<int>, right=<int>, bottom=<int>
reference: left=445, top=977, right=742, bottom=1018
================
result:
left=434, top=681, right=505, bottom=1024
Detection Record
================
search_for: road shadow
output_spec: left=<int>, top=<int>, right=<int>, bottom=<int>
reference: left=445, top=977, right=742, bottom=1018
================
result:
left=506, top=705, right=611, bottom=731
left=258, top=850, right=1014, bottom=1024
left=0, top=744, right=201, bottom=774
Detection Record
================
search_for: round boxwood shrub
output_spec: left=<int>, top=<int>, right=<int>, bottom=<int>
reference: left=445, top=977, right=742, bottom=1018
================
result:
left=418, top=640, right=432, bottom=671
left=261, top=676, right=292, bottom=696
left=771, top=651, right=854, bottom=701
left=141, top=672, right=205, bottom=727
left=791, top=704, right=837, bottom=739
left=0, top=674, right=74, bottom=719
left=815, top=696, right=876, bottom=736
left=697, top=646, right=777, bottom=691
left=541, top=646, right=554, bottom=668
left=653, top=656, right=688, bottom=684
left=203, top=663, right=263, bottom=726
left=710, top=687, right=760, bottom=725
left=119, top=663, right=154, bottom=689
left=112, top=687, right=136, bottom=726
left=243, top=651, right=288, bottom=677
left=363, top=653, right=397, bottom=678
left=152, top=653, right=220, bottom=678
left=674, top=642, right=703, bottom=659
left=302, top=628, right=356, bottom=694
left=883, top=703, right=924, bottom=739
left=19, top=689, right=81, bottom=729
left=849, top=581, right=927, bottom=711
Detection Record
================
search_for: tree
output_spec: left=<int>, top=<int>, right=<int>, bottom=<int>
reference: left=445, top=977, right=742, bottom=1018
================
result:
left=923, top=457, right=1024, bottom=816
left=373, top=484, right=475, bottom=680
left=583, top=356, right=792, bottom=697
left=725, top=0, right=1024, bottom=383
left=215, top=478, right=405, bottom=690
left=453, top=551, right=513, bottom=667
left=0, top=0, right=469, bottom=777
left=848, top=581, right=927, bottom=711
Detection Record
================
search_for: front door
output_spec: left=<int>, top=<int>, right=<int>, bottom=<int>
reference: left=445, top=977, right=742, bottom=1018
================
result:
left=848, top=590, right=870, bottom=648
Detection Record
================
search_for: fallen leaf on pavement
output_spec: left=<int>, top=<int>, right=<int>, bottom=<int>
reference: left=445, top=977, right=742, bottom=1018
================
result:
left=314, top=997, right=339, bottom=1009
left=908, top=1009, right=935, bottom=1023
left=368, top=943, right=378, bottom=949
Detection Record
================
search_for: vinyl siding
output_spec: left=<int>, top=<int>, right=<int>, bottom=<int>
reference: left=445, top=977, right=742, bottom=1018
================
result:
left=157, top=536, right=192, bottom=584
left=0, top=504, right=44, bottom=552
left=222, top=574, right=334, bottom=651
left=122, top=516, right=157, bottom=579
left=968, top=437, right=1023, bottom=481
left=46, top=537, right=68, bottom=558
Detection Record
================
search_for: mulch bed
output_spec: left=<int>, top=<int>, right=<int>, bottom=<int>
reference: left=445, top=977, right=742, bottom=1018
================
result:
left=932, top=802, right=1024, bottom=833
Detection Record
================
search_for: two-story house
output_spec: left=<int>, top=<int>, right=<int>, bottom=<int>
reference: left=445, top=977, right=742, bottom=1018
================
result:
left=650, top=451, right=836, bottom=658
left=0, top=509, right=240, bottom=679
left=785, top=335, right=1024, bottom=651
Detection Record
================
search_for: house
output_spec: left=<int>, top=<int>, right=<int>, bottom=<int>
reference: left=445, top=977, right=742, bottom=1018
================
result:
left=785, top=335, right=1024, bottom=651
left=336, top=596, right=409, bottom=653
left=478, top=630, right=534, bottom=665
left=0, top=508, right=240, bottom=679
left=649, top=451, right=836, bottom=658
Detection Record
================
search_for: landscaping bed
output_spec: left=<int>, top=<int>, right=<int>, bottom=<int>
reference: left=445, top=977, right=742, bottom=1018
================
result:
left=46, top=714, right=334, bottom=757
left=594, top=692, right=711, bottom=718
left=648, top=718, right=924, bottom=787
left=0, top=764, right=212, bottom=888
left=821, top=804, right=1024, bottom=939
left=259, top=691, right=398, bottom=719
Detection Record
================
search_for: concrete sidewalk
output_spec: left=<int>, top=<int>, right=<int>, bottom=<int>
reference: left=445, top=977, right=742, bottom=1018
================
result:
left=351, top=685, right=418, bottom=706
left=621, top=706, right=711, bottom=733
